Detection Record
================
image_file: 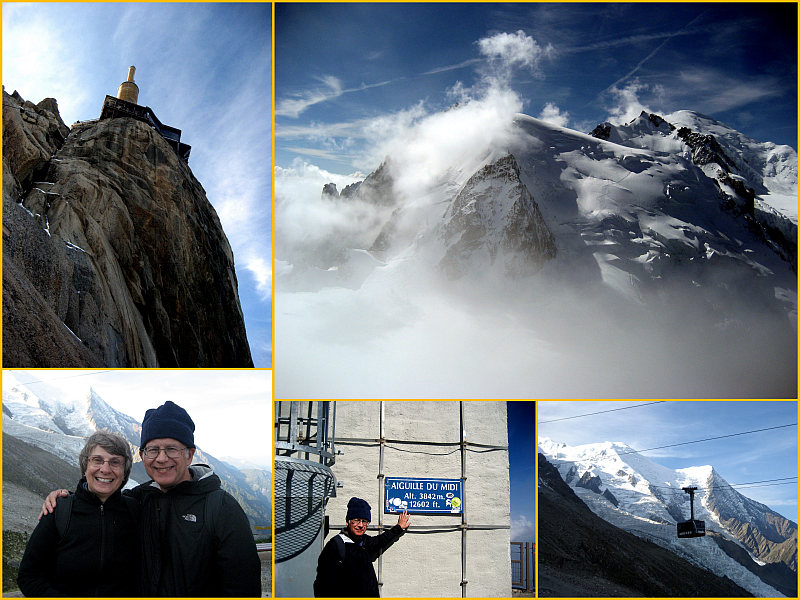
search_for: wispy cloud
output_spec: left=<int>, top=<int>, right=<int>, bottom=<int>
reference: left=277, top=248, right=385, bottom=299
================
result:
left=277, top=30, right=553, bottom=120
left=596, top=10, right=709, bottom=97
left=423, top=58, right=482, bottom=76
left=477, top=29, right=554, bottom=83
left=511, top=514, right=534, bottom=541
left=602, top=67, right=786, bottom=126
left=676, top=68, right=784, bottom=113
left=276, top=75, right=343, bottom=118
left=283, top=146, right=358, bottom=163
left=276, top=76, right=402, bottom=118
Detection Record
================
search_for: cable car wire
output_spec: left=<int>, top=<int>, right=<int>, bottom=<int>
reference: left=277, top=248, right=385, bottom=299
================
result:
left=646, top=476, right=797, bottom=492
left=617, top=423, right=796, bottom=455
left=9, top=370, right=113, bottom=386
left=538, top=401, right=666, bottom=424
left=541, top=422, right=796, bottom=464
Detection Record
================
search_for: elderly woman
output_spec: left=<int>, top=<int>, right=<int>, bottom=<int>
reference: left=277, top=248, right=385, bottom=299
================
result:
left=17, top=430, right=140, bottom=597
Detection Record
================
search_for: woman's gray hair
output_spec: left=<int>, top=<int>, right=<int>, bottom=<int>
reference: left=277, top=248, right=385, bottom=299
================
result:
left=79, top=430, right=134, bottom=489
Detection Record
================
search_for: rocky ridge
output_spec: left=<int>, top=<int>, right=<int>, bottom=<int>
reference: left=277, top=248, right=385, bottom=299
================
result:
left=590, top=110, right=796, bottom=267
left=440, top=154, right=556, bottom=278
left=2, top=90, right=252, bottom=366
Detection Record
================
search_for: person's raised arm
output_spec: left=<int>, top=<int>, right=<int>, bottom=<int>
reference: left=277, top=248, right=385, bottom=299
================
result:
left=397, top=510, right=410, bottom=530
left=364, top=510, right=409, bottom=560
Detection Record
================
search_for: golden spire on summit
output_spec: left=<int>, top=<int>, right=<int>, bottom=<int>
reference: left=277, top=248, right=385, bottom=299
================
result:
left=116, top=66, right=139, bottom=104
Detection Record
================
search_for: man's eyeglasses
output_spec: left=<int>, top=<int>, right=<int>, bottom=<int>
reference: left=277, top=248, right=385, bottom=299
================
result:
left=88, top=455, right=125, bottom=469
left=142, top=446, right=188, bottom=459
left=349, top=519, right=369, bottom=525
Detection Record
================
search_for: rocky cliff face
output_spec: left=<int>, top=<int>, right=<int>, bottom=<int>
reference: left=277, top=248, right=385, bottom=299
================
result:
left=440, top=154, right=556, bottom=278
left=3, top=90, right=252, bottom=366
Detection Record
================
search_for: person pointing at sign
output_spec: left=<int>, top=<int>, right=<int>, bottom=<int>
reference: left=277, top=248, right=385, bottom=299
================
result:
left=314, top=497, right=410, bottom=597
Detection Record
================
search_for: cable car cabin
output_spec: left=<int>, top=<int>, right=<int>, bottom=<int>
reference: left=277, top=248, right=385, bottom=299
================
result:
left=677, top=519, right=705, bottom=538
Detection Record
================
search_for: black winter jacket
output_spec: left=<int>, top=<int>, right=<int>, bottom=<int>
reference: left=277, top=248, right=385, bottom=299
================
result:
left=17, top=479, right=140, bottom=597
left=314, top=525, right=406, bottom=597
left=129, top=464, right=261, bottom=597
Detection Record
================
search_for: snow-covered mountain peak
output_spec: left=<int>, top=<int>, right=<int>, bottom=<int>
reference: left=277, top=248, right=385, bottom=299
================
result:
left=676, top=464, right=714, bottom=483
left=539, top=439, right=796, bottom=597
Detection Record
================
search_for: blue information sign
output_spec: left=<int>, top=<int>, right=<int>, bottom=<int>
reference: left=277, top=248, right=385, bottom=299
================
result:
left=384, top=477, right=463, bottom=514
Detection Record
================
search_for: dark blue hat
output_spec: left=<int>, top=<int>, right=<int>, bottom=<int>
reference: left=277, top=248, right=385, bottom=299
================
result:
left=346, top=497, right=371, bottom=522
left=140, top=401, right=195, bottom=449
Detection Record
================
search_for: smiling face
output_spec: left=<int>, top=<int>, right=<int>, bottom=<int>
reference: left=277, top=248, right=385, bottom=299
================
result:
left=140, top=437, right=196, bottom=490
left=346, top=518, right=369, bottom=537
left=84, top=445, right=125, bottom=502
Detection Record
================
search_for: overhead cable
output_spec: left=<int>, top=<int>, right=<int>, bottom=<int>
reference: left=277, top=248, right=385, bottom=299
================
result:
left=539, top=401, right=666, bottom=424
left=9, top=370, right=113, bottom=387
left=646, top=476, right=797, bottom=492
left=620, top=423, right=796, bottom=455
left=542, top=422, right=797, bottom=464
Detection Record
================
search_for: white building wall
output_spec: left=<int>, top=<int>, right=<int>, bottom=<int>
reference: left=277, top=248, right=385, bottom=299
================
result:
left=323, top=401, right=511, bottom=598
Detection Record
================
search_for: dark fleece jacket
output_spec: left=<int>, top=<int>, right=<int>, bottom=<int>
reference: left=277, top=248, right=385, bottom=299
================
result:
left=129, top=464, right=261, bottom=597
left=17, top=479, right=140, bottom=597
left=314, top=525, right=406, bottom=597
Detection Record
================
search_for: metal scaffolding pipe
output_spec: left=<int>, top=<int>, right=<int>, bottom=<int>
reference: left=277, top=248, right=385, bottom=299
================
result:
left=460, top=401, right=467, bottom=597
left=377, top=401, right=386, bottom=591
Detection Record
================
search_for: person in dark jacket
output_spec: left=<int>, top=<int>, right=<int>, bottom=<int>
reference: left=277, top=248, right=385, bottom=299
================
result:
left=129, top=401, right=261, bottom=597
left=41, top=401, right=262, bottom=597
left=18, top=430, right=140, bottom=597
left=314, top=497, right=410, bottom=597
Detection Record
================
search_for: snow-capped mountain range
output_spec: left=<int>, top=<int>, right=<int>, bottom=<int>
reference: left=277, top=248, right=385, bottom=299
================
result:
left=2, top=376, right=141, bottom=471
left=280, top=107, right=796, bottom=398
left=311, top=109, right=796, bottom=293
left=539, top=438, right=797, bottom=597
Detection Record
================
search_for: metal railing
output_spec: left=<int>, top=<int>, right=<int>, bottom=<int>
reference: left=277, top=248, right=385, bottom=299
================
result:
left=511, top=541, right=534, bottom=591
left=274, top=402, right=338, bottom=597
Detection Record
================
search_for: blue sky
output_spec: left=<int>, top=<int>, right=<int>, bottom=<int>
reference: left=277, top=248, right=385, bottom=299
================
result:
left=538, top=401, right=798, bottom=522
left=276, top=3, right=797, bottom=175
left=3, top=2, right=272, bottom=367
left=507, top=401, right=535, bottom=542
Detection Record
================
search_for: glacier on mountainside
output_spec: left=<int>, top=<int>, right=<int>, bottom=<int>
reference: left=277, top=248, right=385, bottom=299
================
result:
left=539, top=438, right=795, bottom=597
left=276, top=107, right=797, bottom=398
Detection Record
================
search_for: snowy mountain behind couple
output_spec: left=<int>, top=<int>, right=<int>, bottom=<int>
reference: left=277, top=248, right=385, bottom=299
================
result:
left=539, top=438, right=797, bottom=597
left=2, top=375, right=271, bottom=532
left=282, top=107, right=797, bottom=398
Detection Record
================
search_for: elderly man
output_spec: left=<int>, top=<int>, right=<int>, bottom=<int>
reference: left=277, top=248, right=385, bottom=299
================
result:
left=43, top=401, right=261, bottom=597
left=314, top=497, right=410, bottom=597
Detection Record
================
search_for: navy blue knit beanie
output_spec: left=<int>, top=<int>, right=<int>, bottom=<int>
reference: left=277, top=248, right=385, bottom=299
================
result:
left=346, top=497, right=371, bottom=521
left=140, top=401, right=195, bottom=449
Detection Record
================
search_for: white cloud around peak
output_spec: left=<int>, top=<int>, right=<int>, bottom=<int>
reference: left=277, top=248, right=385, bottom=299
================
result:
left=538, top=102, right=570, bottom=127
left=477, top=30, right=554, bottom=77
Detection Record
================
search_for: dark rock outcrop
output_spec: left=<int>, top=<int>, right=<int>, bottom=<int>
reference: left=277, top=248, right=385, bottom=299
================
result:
left=3, top=90, right=252, bottom=366
left=677, top=126, right=738, bottom=172
left=340, top=181, right=362, bottom=199
left=440, top=154, right=556, bottom=278
left=602, top=488, right=620, bottom=507
left=322, top=182, right=339, bottom=199
left=323, top=161, right=395, bottom=206
left=589, top=122, right=612, bottom=141
left=576, top=471, right=603, bottom=494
